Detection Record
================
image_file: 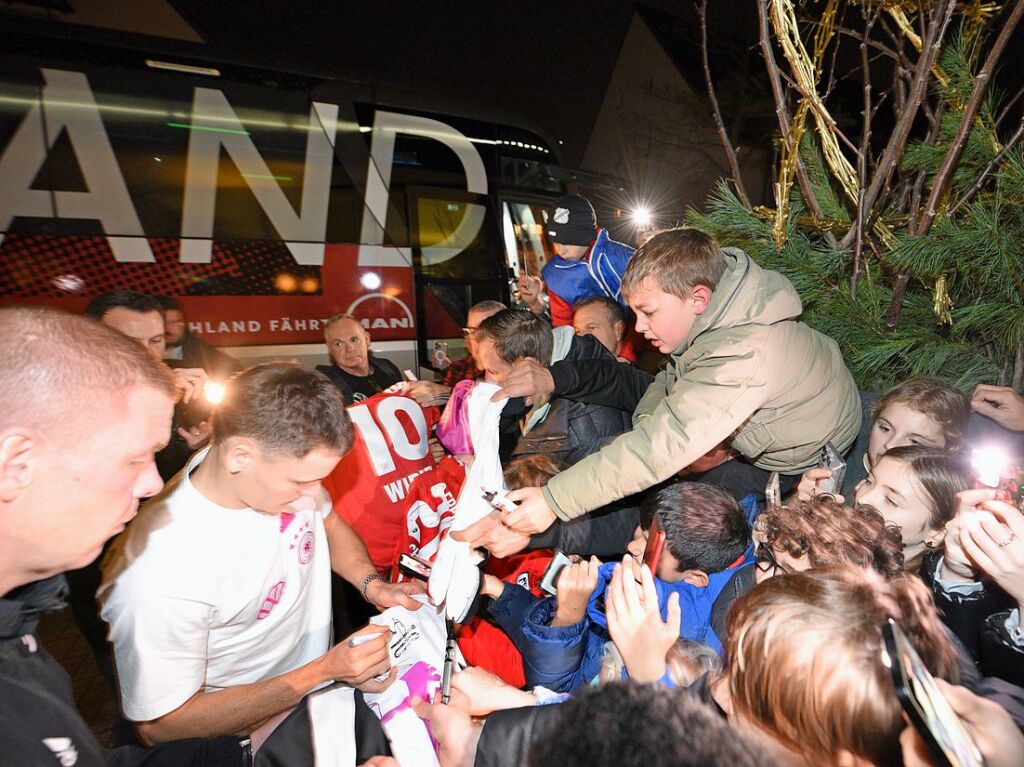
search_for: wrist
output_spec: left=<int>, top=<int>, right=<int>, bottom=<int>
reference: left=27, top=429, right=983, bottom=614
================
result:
left=551, top=603, right=584, bottom=627
left=939, top=560, right=977, bottom=584
left=359, top=571, right=384, bottom=602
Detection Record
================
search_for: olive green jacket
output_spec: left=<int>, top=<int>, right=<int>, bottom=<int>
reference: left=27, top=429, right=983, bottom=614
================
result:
left=543, top=248, right=861, bottom=521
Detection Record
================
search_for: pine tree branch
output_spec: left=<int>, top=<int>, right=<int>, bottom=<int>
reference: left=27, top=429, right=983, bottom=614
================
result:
left=948, top=110, right=1024, bottom=215
left=917, top=0, right=1024, bottom=237
left=863, top=0, right=958, bottom=232
left=996, top=82, right=1024, bottom=130
left=757, top=0, right=825, bottom=220
left=699, top=0, right=752, bottom=210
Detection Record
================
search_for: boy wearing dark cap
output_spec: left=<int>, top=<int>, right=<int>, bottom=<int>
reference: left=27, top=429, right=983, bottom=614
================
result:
left=541, top=194, right=635, bottom=328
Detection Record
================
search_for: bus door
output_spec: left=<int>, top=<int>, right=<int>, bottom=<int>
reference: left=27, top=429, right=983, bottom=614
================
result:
left=405, top=184, right=506, bottom=374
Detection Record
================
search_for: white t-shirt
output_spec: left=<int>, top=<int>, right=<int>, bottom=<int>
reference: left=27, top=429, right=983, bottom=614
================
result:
left=98, top=448, right=333, bottom=722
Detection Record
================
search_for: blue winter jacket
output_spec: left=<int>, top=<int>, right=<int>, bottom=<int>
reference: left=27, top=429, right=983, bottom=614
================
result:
left=541, top=228, right=634, bottom=312
left=491, top=494, right=761, bottom=693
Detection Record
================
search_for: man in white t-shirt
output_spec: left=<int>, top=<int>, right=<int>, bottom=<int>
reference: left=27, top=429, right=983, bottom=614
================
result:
left=99, top=363, right=423, bottom=745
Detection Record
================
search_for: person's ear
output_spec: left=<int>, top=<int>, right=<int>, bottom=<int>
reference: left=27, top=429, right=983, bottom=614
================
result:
left=614, top=320, right=625, bottom=341
left=690, top=285, right=712, bottom=314
left=224, top=438, right=254, bottom=474
left=0, top=431, right=36, bottom=503
left=680, top=569, right=709, bottom=588
left=925, top=527, right=946, bottom=550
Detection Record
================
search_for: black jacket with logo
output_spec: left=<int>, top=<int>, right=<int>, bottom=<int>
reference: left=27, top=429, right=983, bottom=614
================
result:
left=0, top=576, right=242, bottom=767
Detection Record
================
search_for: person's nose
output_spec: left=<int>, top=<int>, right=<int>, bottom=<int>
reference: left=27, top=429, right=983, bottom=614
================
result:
left=135, top=460, right=165, bottom=500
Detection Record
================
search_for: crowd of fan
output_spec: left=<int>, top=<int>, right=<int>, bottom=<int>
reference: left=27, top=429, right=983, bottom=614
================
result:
left=2, top=194, right=1024, bottom=767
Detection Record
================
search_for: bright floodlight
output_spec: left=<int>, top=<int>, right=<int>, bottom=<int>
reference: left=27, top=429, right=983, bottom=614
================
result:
left=360, top=272, right=383, bottom=290
left=204, top=381, right=226, bottom=405
left=632, top=207, right=652, bottom=228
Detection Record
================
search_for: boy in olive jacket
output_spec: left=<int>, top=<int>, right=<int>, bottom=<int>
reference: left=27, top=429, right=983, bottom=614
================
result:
left=500, top=227, right=862, bottom=535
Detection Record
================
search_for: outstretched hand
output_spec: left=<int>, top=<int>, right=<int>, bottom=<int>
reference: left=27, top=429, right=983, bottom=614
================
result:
left=491, top=357, right=555, bottom=405
left=499, top=486, right=557, bottom=534
left=605, top=556, right=681, bottom=683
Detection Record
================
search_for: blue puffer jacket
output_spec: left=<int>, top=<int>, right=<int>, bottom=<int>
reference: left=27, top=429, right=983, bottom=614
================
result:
left=500, top=494, right=760, bottom=693
left=541, top=228, right=634, bottom=311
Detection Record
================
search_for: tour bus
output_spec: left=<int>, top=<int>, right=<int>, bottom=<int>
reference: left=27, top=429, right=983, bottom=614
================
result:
left=0, top=36, right=608, bottom=373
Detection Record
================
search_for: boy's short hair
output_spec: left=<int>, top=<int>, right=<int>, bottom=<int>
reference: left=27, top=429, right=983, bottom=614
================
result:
left=529, top=682, right=772, bottom=767
left=620, top=227, right=726, bottom=301
left=574, top=295, right=625, bottom=325
left=640, top=481, right=748, bottom=574
left=475, top=307, right=554, bottom=366
left=503, top=454, right=566, bottom=491
left=873, top=376, right=970, bottom=451
left=756, top=497, right=905, bottom=579
left=212, top=363, right=353, bottom=458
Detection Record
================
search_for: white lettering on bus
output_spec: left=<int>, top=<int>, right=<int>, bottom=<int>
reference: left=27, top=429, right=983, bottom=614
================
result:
left=179, top=89, right=337, bottom=265
left=0, top=69, right=154, bottom=263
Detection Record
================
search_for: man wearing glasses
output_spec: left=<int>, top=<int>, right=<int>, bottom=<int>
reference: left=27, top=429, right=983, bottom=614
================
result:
left=442, top=300, right=507, bottom=387
left=317, top=314, right=403, bottom=404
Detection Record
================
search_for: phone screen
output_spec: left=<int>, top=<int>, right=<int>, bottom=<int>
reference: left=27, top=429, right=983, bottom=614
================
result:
left=881, top=619, right=983, bottom=767
left=643, top=516, right=666, bottom=574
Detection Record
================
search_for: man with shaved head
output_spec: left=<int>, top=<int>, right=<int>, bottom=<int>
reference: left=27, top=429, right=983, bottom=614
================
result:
left=0, top=306, right=242, bottom=764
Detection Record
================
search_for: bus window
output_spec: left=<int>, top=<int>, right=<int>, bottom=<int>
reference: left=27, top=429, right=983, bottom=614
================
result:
left=502, top=200, right=554, bottom=278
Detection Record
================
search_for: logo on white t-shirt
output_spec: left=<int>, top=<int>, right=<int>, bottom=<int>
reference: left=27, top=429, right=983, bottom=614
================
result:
left=42, top=738, right=78, bottom=766
left=297, top=531, right=315, bottom=564
left=257, top=580, right=287, bottom=620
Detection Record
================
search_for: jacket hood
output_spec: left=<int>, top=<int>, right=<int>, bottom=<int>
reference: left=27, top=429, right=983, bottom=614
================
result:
left=679, top=249, right=802, bottom=354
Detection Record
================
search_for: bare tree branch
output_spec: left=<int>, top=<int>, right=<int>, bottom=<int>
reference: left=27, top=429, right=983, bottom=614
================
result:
left=851, top=8, right=878, bottom=297
left=698, top=0, right=751, bottom=209
left=917, top=0, right=1024, bottom=236
left=863, top=0, right=958, bottom=233
left=757, top=0, right=825, bottom=220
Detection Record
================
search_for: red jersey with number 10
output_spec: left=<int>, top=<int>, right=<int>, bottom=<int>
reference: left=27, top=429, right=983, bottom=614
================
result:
left=323, top=392, right=440, bottom=573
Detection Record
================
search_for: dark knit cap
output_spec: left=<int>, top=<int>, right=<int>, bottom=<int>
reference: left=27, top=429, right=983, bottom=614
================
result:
left=547, top=194, right=597, bottom=246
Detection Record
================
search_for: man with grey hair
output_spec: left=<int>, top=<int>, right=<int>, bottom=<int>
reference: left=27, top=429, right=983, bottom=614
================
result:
left=0, top=306, right=243, bottom=764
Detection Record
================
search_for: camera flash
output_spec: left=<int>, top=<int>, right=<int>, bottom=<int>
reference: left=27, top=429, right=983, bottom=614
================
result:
left=204, top=381, right=226, bottom=405
left=971, top=446, right=1010, bottom=488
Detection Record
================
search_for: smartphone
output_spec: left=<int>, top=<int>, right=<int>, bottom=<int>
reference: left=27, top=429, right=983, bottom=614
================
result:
left=643, top=515, right=667, bottom=575
left=397, top=553, right=432, bottom=582
left=816, top=442, right=847, bottom=496
left=765, top=471, right=781, bottom=509
left=971, top=448, right=1024, bottom=511
left=881, top=619, right=983, bottom=767
left=539, top=550, right=573, bottom=597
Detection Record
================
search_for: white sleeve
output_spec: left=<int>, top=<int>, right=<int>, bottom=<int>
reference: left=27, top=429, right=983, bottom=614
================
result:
left=101, top=574, right=215, bottom=722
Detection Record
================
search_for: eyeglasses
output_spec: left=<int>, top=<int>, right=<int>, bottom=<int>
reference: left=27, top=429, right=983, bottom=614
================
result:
left=461, top=326, right=478, bottom=337
left=754, top=543, right=791, bottom=576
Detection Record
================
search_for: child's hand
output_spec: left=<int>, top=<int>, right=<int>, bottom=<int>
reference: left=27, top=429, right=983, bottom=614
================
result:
left=450, top=666, right=537, bottom=716
left=480, top=574, right=506, bottom=600
left=605, top=556, right=681, bottom=684
left=940, top=515, right=978, bottom=582
left=794, top=467, right=844, bottom=503
left=552, top=556, right=601, bottom=627
left=959, top=499, right=1024, bottom=612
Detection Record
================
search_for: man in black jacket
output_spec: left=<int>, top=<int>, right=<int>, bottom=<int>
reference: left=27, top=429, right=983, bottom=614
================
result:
left=0, top=306, right=243, bottom=766
left=474, top=307, right=631, bottom=467
left=317, top=313, right=402, bottom=404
